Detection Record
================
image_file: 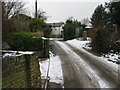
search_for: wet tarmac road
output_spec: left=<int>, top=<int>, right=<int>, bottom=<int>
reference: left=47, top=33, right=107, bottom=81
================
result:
left=50, top=41, right=119, bottom=88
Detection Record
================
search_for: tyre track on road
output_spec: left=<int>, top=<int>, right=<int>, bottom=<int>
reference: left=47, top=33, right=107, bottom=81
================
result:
left=51, top=41, right=118, bottom=88
left=65, top=42, right=118, bottom=88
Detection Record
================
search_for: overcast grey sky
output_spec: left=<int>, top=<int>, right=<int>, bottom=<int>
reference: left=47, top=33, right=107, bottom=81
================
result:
left=23, top=0, right=110, bottom=23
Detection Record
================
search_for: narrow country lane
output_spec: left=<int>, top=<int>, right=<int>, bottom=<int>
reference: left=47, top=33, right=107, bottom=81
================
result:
left=50, top=41, right=119, bottom=88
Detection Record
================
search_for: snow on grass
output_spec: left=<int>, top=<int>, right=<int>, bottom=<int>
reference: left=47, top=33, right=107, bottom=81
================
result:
left=102, top=53, right=120, bottom=64
left=49, top=52, right=63, bottom=84
left=39, top=52, right=63, bottom=85
left=66, top=38, right=91, bottom=50
left=39, top=59, right=49, bottom=79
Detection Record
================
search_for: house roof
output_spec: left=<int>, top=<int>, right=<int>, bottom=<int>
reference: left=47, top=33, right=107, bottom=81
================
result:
left=47, top=22, right=64, bottom=27
left=85, top=25, right=92, bottom=29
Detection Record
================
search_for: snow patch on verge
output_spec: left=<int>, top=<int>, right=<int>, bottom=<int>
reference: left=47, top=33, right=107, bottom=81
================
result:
left=66, top=39, right=90, bottom=49
left=39, top=52, right=63, bottom=85
left=67, top=39, right=91, bottom=50
left=102, top=53, right=120, bottom=64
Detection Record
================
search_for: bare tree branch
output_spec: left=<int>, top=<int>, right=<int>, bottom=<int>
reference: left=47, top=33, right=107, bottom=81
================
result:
left=34, top=9, right=48, bottom=21
left=2, top=0, right=26, bottom=42
left=2, top=0, right=26, bottom=20
left=81, top=18, right=90, bottom=25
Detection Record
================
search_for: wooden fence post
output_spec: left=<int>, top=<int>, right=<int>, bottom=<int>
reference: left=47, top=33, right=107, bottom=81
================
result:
left=42, top=37, right=49, bottom=58
left=83, top=31, right=87, bottom=40
left=44, top=40, right=49, bottom=58
left=24, top=55, right=31, bottom=88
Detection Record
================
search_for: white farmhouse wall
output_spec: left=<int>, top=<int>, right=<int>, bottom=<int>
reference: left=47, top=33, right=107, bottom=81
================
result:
left=51, top=25, right=64, bottom=35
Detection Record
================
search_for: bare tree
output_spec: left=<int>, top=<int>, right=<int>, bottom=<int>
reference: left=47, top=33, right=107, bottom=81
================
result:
left=81, top=18, right=90, bottom=25
left=2, top=0, right=26, bottom=42
left=33, top=9, right=48, bottom=21
left=2, top=0, right=26, bottom=20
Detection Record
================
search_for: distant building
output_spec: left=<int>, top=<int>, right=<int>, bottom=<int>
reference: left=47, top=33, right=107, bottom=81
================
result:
left=85, top=25, right=92, bottom=37
left=85, top=25, right=92, bottom=29
left=48, top=22, right=64, bottom=36
left=77, top=25, right=92, bottom=37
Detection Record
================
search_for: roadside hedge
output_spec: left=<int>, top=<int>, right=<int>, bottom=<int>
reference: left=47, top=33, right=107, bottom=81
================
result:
left=11, top=32, right=42, bottom=51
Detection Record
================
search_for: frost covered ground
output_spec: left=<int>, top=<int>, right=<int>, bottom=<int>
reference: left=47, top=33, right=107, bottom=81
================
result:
left=39, top=52, right=63, bottom=85
left=66, top=38, right=91, bottom=50
left=66, top=38, right=120, bottom=64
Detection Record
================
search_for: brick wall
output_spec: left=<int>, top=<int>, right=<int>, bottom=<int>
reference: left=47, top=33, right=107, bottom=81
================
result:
left=2, top=52, right=41, bottom=88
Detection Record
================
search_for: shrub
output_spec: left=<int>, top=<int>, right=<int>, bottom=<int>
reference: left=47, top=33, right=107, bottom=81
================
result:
left=43, top=25, right=52, bottom=38
left=11, top=32, right=42, bottom=51
left=29, top=18, right=46, bottom=32
left=63, top=18, right=81, bottom=41
left=111, top=40, right=120, bottom=53
left=91, top=28, right=111, bottom=54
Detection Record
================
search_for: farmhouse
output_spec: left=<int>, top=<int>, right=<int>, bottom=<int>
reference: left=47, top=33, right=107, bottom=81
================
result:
left=48, top=22, right=64, bottom=36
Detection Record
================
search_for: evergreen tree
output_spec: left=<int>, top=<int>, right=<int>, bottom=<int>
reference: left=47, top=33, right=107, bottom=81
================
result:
left=107, top=1, right=120, bottom=36
left=91, top=4, right=108, bottom=29
left=63, top=18, right=81, bottom=40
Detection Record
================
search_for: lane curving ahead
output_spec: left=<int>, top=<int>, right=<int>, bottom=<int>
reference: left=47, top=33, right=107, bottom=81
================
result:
left=50, top=41, right=119, bottom=88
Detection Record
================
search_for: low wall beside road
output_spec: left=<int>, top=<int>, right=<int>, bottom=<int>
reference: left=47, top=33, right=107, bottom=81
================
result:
left=2, top=52, right=41, bottom=88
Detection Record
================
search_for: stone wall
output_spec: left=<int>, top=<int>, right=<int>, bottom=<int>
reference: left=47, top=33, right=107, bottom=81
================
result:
left=2, top=52, right=41, bottom=88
